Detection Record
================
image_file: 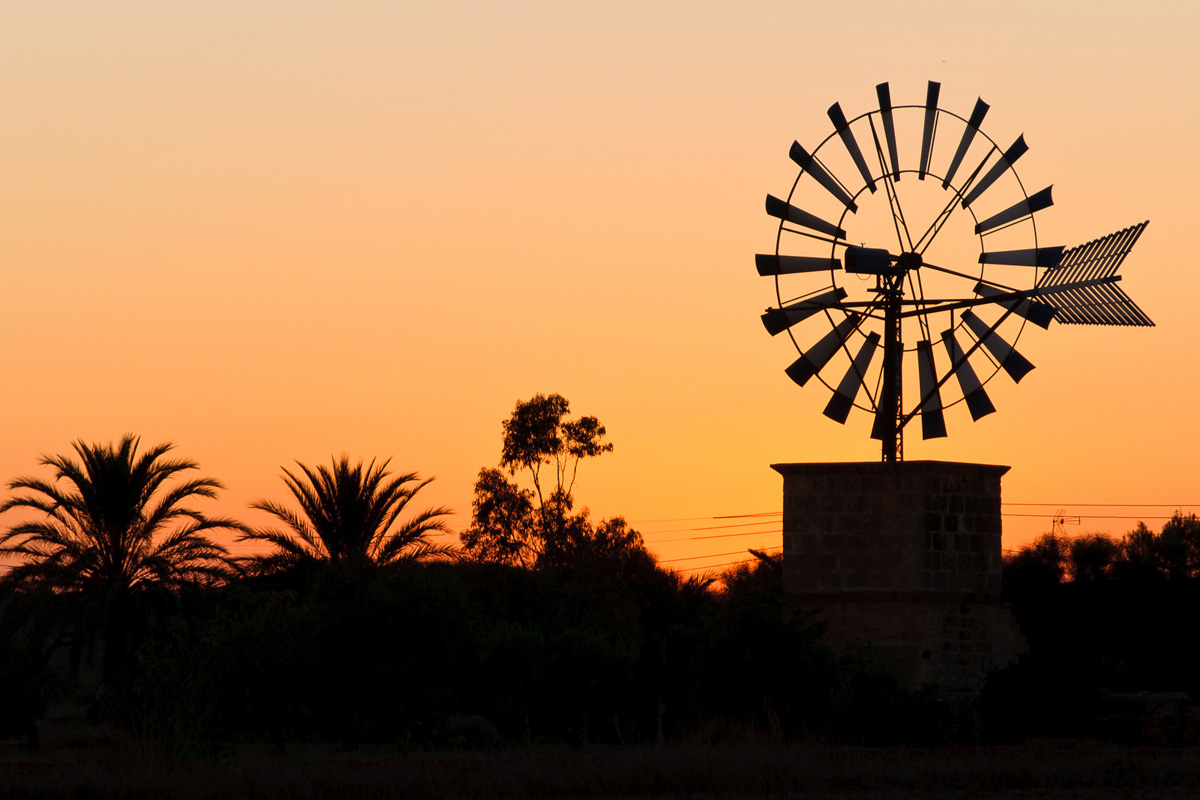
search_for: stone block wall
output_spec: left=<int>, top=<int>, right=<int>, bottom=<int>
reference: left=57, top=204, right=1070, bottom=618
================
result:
left=774, top=460, right=1026, bottom=694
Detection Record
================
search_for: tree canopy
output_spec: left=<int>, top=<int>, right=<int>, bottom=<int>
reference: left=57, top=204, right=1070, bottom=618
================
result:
left=460, top=393, right=647, bottom=570
left=0, top=435, right=237, bottom=595
left=237, top=456, right=453, bottom=575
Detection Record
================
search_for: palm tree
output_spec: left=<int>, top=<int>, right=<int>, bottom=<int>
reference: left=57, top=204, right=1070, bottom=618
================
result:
left=0, top=435, right=237, bottom=594
left=237, top=456, right=453, bottom=575
left=0, top=435, right=240, bottom=697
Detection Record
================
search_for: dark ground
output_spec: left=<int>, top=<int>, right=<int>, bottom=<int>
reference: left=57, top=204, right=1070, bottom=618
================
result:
left=3, top=739, right=1200, bottom=799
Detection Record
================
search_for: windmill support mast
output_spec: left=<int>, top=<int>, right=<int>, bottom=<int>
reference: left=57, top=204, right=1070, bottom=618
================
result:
left=874, top=272, right=904, bottom=462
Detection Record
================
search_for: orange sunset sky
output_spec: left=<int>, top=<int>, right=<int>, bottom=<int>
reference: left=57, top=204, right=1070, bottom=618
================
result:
left=1, top=2, right=1197, bottom=572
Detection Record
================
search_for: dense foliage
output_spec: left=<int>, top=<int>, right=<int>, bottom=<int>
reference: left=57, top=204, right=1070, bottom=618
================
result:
left=983, top=514, right=1200, bottom=743
left=1, top=422, right=1198, bottom=754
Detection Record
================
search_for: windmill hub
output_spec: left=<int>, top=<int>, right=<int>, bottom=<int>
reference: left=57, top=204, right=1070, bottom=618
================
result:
left=843, top=246, right=922, bottom=277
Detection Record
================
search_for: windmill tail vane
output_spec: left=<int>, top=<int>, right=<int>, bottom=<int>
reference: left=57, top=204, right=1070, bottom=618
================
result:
left=1037, top=221, right=1154, bottom=327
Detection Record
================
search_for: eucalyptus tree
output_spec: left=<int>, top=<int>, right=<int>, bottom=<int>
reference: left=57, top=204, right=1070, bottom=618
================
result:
left=237, top=456, right=453, bottom=575
left=460, top=393, right=651, bottom=570
left=460, top=393, right=606, bottom=566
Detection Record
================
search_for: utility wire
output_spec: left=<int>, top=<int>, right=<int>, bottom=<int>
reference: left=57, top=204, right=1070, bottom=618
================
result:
left=659, top=550, right=753, bottom=564
left=1003, top=503, right=1200, bottom=508
left=638, top=504, right=1200, bottom=528
left=631, top=512, right=781, bottom=524
left=639, top=505, right=1199, bottom=565
left=693, top=529, right=782, bottom=541
left=677, top=558, right=756, bottom=573
left=639, top=520, right=781, bottom=535
left=1005, top=514, right=1182, bottom=521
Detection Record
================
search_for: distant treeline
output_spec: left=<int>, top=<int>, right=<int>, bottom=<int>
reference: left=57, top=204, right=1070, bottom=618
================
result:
left=988, top=516, right=1200, bottom=743
left=0, top=395, right=1198, bottom=753
left=4, top=515, right=1199, bottom=754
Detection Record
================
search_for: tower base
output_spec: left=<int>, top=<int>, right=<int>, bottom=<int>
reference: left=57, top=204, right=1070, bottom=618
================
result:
left=774, top=460, right=1026, bottom=695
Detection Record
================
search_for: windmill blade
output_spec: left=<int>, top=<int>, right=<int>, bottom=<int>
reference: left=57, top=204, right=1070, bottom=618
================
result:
left=789, top=141, right=858, bottom=212
left=764, top=195, right=847, bottom=239
left=756, top=253, right=841, bottom=276
left=761, top=288, right=848, bottom=335
left=979, top=246, right=1064, bottom=268
left=919, top=81, right=940, bottom=180
left=875, top=82, right=901, bottom=177
left=1036, top=221, right=1153, bottom=325
left=785, top=315, right=860, bottom=386
left=916, top=339, right=947, bottom=439
left=823, top=332, right=880, bottom=424
left=972, top=283, right=1057, bottom=329
left=828, top=102, right=877, bottom=193
left=960, top=135, right=1028, bottom=209
left=941, top=329, right=996, bottom=421
left=975, top=186, right=1054, bottom=234
left=961, top=310, right=1035, bottom=383
left=942, top=98, right=989, bottom=189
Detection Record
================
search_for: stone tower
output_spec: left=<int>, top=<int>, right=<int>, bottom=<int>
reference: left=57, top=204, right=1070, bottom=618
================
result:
left=775, top=460, right=1026, bottom=694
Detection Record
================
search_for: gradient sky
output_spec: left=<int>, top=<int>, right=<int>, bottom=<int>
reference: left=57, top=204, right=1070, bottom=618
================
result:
left=2, top=1, right=1196, bottom=571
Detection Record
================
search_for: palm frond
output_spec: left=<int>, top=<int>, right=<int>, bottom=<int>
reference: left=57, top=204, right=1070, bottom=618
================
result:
left=246, top=500, right=325, bottom=557
left=246, top=456, right=453, bottom=573
left=0, top=435, right=235, bottom=594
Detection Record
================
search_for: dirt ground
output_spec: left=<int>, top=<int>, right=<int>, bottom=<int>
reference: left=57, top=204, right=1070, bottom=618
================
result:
left=2, top=738, right=1199, bottom=799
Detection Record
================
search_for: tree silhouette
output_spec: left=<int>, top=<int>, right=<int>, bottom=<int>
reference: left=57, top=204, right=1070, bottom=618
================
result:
left=1002, top=531, right=1067, bottom=593
left=1155, top=512, right=1200, bottom=580
left=0, top=435, right=238, bottom=697
left=461, top=393, right=643, bottom=569
left=458, top=467, right=537, bottom=568
left=238, top=456, right=453, bottom=575
left=0, top=436, right=236, bottom=593
left=499, top=393, right=612, bottom=508
left=1067, top=532, right=1120, bottom=582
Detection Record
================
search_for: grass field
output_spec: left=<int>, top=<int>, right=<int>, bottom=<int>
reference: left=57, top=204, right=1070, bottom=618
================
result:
left=3, top=740, right=1200, bottom=799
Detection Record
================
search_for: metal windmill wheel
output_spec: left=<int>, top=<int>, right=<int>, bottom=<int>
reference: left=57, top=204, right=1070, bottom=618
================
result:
left=758, top=81, right=1152, bottom=462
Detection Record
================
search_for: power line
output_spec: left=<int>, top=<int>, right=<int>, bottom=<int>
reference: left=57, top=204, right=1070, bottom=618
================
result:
left=640, top=520, right=781, bottom=535
left=640, top=509, right=1193, bottom=537
left=631, top=512, right=781, bottom=524
left=677, top=558, right=756, bottom=573
left=659, top=550, right=752, bottom=564
left=1005, top=514, right=1180, bottom=521
left=1003, top=503, right=1200, bottom=508
left=692, top=520, right=782, bottom=531
left=636, top=505, right=1198, bottom=565
left=693, top=529, right=782, bottom=541
left=651, top=530, right=781, bottom=544
left=712, top=511, right=780, bottom=519
left=637, top=504, right=1200, bottom=528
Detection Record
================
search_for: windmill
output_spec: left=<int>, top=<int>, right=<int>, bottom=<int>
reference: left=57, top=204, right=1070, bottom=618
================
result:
left=758, top=81, right=1152, bottom=462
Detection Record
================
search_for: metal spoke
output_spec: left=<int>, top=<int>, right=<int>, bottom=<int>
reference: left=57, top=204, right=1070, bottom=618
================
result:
left=913, top=185, right=965, bottom=254
left=869, top=116, right=914, bottom=254
left=916, top=259, right=988, bottom=284
left=907, top=268, right=932, bottom=343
